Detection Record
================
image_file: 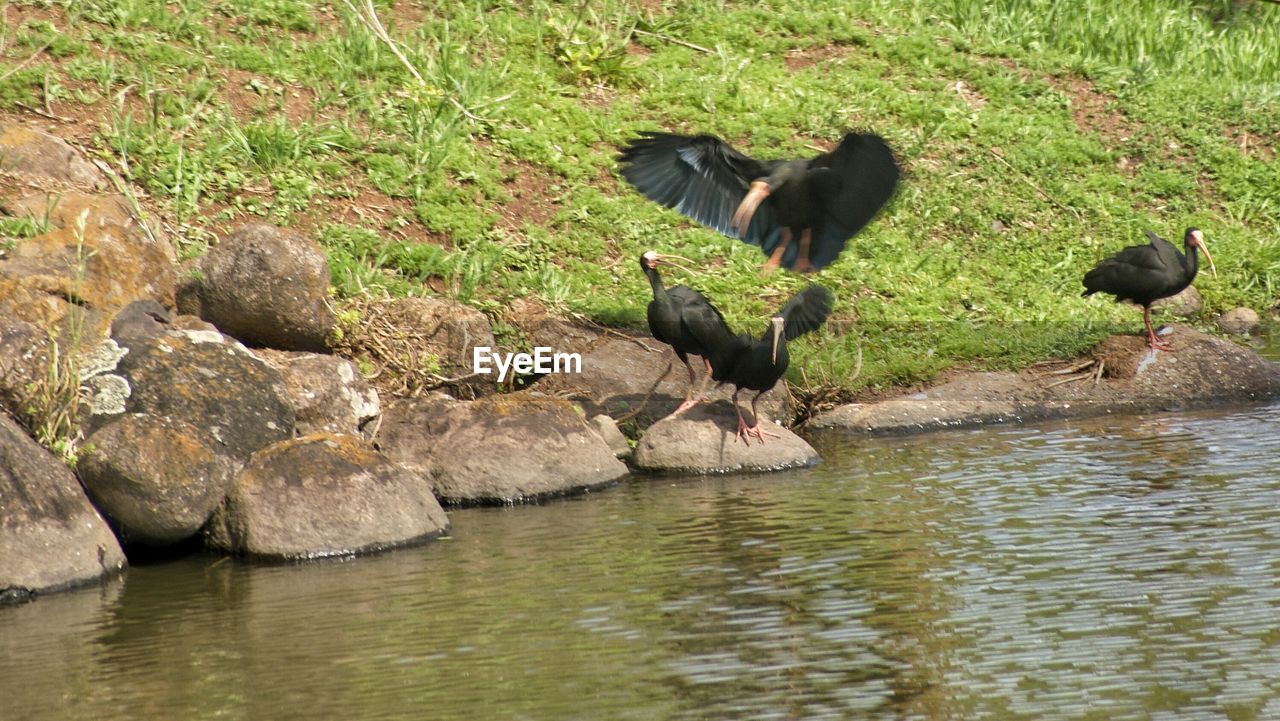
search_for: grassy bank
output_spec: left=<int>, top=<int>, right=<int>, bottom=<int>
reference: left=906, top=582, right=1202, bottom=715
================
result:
left=2, top=0, right=1278, bottom=398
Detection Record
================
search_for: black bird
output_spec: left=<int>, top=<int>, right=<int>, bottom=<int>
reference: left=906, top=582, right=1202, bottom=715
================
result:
left=694, top=285, right=834, bottom=444
left=618, top=132, right=899, bottom=273
left=640, top=250, right=727, bottom=416
left=1082, top=227, right=1217, bottom=351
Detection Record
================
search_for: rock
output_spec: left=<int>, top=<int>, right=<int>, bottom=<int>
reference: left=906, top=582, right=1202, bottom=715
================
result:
left=198, top=223, right=333, bottom=351
left=174, top=259, right=202, bottom=317
left=205, top=433, right=450, bottom=560
left=378, top=394, right=629, bottom=504
left=0, top=215, right=176, bottom=336
left=0, top=124, right=105, bottom=189
left=109, top=299, right=172, bottom=343
left=1, top=190, right=174, bottom=263
left=1152, top=286, right=1202, bottom=318
left=810, top=326, right=1280, bottom=435
left=362, top=296, right=497, bottom=397
left=78, top=414, right=234, bottom=546
left=0, top=316, right=51, bottom=416
left=85, top=327, right=295, bottom=461
left=590, top=414, right=630, bottom=458
left=0, top=412, right=126, bottom=598
left=1216, top=307, right=1260, bottom=335
left=516, top=318, right=787, bottom=430
left=254, top=349, right=380, bottom=439
left=633, top=403, right=819, bottom=474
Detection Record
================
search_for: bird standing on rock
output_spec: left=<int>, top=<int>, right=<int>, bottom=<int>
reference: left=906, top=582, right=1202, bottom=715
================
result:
left=618, top=132, right=899, bottom=273
left=692, top=285, right=834, bottom=445
left=640, top=250, right=726, bottom=417
left=1082, top=227, right=1217, bottom=351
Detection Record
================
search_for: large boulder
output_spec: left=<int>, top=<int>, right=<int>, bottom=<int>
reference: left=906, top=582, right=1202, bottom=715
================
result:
left=0, top=124, right=106, bottom=189
left=633, top=403, right=820, bottom=474
left=378, top=393, right=630, bottom=504
left=1217, top=307, right=1260, bottom=335
left=205, top=433, right=450, bottom=560
left=199, top=223, right=333, bottom=351
left=78, top=413, right=235, bottom=546
left=84, top=326, right=295, bottom=462
left=515, top=317, right=787, bottom=430
left=0, top=412, right=125, bottom=600
left=810, top=326, right=1280, bottom=435
left=253, top=349, right=380, bottom=439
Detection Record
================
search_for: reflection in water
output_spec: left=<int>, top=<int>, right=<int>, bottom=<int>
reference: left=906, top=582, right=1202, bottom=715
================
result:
left=3, top=403, right=1280, bottom=720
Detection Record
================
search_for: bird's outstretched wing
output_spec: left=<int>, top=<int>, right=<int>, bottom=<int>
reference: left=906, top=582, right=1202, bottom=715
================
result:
left=806, top=133, right=901, bottom=268
left=777, top=285, right=834, bottom=341
left=618, top=132, right=781, bottom=245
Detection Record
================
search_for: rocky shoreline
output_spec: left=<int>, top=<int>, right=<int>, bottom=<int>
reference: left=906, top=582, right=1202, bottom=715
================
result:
left=3, top=123, right=1279, bottom=603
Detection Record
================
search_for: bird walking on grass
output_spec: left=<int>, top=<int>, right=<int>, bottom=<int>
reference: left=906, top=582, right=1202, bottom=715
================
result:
left=1082, top=227, right=1216, bottom=351
left=618, top=132, right=899, bottom=273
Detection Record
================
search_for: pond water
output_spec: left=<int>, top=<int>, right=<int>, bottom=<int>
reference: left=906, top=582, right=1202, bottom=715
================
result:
left=4, top=396, right=1280, bottom=720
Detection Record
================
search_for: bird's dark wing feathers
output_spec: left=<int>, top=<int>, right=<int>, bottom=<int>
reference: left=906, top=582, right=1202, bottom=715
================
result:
left=777, top=285, right=834, bottom=341
left=1081, top=233, right=1181, bottom=302
left=619, top=132, right=783, bottom=248
left=807, top=134, right=901, bottom=268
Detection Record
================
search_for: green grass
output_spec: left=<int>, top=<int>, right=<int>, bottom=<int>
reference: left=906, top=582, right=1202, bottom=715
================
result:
left=3, top=0, right=1278, bottom=395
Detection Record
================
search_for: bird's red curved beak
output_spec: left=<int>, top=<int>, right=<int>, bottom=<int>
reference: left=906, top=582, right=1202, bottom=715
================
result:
left=732, top=180, right=771, bottom=237
left=1192, top=231, right=1217, bottom=279
left=653, top=253, right=699, bottom=276
left=770, top=316, right=784, bottom=364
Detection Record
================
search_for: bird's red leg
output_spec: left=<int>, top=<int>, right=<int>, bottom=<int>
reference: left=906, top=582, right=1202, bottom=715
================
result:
left=792, top=228, right=817, bottom=274
left=1143, top=305, right=1173, bottom=351
left=692, top=358, right=713, bottom=402
left=745, top=391, right=781, bottom=444
left=761, top=228, right=792, bottom=274
left=669, top=358, right=700, bottom=415
left=732, top=388, right=753, bottom=445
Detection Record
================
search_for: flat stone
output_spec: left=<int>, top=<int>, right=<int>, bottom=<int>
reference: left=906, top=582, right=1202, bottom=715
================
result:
left=811, top=326, right=1280, bottom=435
left=633, top=403, right=819, bottom=474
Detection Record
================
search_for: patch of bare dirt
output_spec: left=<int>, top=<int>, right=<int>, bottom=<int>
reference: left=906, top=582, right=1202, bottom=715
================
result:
left=783, top=42, right=864, bottom=72
left=1049, top=74, right=1137, bottom=152
left=495, top=158, right=563, bottom=232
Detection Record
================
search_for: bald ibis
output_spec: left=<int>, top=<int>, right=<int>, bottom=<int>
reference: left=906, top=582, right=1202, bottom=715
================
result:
left=640, top=250, right=729, bottom=415
left=618, top=132, right=899, bottom=273
left=1082, top=227, right=1217, bottom=351
left=692, top=285, right=834, bottom=444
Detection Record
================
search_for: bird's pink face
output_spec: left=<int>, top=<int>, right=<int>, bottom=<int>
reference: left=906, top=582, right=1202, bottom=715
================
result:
left=642, top=250, right=660, bottom=270
left=1188, top=230, right=1217, bottom=279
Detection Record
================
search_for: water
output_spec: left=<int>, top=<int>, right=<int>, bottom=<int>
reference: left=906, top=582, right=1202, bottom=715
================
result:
left=4, top=401, right=1280, bottom=720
